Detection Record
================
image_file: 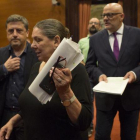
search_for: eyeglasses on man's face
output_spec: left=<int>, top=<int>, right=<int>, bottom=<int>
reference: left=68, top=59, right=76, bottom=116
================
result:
left=89, top=22, right=99, bottom=25
left=101, top=13, right=122, bottom=19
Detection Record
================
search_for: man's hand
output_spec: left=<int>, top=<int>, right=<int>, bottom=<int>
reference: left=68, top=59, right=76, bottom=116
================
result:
left=4, top=56, right=20, bottom=72
left=99, top=74, right=108, bottom=83
left=124, top=71, right=136, bottom=83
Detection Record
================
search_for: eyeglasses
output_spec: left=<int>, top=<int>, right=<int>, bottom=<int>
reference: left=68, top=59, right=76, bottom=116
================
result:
left=89, top=22, right=99, bottom=25
left=101, top=13, right=122, bottom=19
left=50, top=56, right=66, bottom=80
left=39, top=56, right=67, bottom=95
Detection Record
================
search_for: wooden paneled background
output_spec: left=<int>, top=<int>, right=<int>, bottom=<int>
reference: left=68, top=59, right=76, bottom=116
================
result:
left=0, top=0, right=65, bottom=47
left=0, top=0, right=140, bottom=45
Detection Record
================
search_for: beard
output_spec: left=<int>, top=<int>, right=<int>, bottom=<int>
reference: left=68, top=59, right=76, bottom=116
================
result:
left=10, top=39, right=22, bottom=48
left=89, top=26, right=98, bottom=35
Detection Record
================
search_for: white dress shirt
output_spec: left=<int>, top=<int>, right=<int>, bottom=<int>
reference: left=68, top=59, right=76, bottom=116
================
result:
left=108, top=23, right=124, bottom=51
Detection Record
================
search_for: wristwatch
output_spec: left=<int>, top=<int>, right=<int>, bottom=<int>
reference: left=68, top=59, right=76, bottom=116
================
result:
left=61, top=95, right=76, bottom=107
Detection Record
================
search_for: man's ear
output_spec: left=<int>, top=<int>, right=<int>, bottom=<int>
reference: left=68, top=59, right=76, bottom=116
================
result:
left=120, top=13, right=125, bottom=21
left=54, top=35, right=60, bottom=49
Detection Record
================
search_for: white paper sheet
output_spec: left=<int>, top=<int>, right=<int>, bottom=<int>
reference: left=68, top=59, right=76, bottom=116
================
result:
left=29, top=38, right=84, bottom=104
left=93, top=77, right=129, bottom=95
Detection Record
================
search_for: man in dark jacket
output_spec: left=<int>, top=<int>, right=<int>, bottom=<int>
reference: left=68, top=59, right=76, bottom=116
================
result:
left=0, top=14, right=38, bottom=140
left=86, top=3, right=140, bottom=140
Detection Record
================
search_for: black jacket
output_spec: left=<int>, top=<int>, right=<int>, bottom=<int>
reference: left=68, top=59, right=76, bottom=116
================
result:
left=0, top=42, right=38, bottom=124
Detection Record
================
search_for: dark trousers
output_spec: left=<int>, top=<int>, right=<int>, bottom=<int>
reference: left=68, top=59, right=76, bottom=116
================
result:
left=0, top=109, right=24, bottom=140
left=90, top=82, right=94, bottom=129
left=95, top=98, right=139, bottom=140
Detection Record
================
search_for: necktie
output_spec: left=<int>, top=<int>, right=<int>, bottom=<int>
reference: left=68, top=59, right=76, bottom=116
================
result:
left=113, top=32, right=119, bottom=61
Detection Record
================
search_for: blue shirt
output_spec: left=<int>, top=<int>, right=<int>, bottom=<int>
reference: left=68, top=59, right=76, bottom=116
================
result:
left=5, top=46, right=27, bottom=109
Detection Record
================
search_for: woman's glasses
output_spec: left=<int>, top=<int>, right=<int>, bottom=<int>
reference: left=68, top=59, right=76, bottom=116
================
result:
left=39, top=56, right=67, bottom=95
left=50, top=56, right=66, bottom=80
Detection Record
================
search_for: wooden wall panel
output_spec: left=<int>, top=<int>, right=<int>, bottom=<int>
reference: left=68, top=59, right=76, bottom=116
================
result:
left=123, top=0, right=137, bottom=27
left=65, top=0, right=79, bottom=43
left=0, top=0, right=65, bottom=47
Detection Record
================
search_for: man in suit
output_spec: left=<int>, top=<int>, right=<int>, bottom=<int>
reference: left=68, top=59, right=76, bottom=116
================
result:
left=78, top=17, right=101, bottom=64
left=86, top=3, right=140, bottom=140
left=0, top=14, right=38, bottom=140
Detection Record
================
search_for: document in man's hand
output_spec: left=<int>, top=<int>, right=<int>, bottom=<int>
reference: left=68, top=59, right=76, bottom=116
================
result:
left=93, top=77, right=129, bottom=95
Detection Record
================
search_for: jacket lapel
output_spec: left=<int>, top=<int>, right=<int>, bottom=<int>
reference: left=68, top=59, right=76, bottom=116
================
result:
left=3, top=46, right=10, bottom=63
left=101, top=30, right=117, bottom=62
left=118, top=25, right=129, bottom=61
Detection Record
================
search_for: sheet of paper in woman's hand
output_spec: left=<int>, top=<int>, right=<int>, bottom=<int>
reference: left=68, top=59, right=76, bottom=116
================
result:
left=29, top=38, right=84, bottom=104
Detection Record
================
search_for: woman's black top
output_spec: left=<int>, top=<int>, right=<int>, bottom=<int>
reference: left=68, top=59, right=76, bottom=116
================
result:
left=19, top=62, right=92, bottom=140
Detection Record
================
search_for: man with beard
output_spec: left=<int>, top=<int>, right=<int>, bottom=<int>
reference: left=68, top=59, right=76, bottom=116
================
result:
left=78, top=17, right=101, bottom=137
left=78, top=17, right=101, bottom=64
left=0, top=14, right=38, bottom=140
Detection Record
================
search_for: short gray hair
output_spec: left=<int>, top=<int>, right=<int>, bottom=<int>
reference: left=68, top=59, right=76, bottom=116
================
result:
left=6, top=14, right=28, bottom=30
left=34, top=19, right=67, bottom=41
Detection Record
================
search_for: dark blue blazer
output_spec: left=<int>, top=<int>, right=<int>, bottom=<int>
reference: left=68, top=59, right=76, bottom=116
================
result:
left=0, top=42, right=38, bottom=124
left=86, top=25, right=140, bottom=111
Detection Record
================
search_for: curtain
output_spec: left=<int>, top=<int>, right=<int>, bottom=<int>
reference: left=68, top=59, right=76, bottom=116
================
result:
left=122, top=0, right=137, bottom=26
left=79, top=0, right=92, bottom=40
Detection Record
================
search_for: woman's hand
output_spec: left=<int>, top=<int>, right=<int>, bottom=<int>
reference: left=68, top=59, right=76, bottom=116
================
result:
left=50, top=67, right=82, bottom=124
left=0, top=121, right=14, bottom=140
left=0, top=114, right=22, bottom=140
left=50, top=67, right=72, bottom=95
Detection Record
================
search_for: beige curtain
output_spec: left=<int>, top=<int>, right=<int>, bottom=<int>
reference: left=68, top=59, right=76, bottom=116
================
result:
left=79, top=0, right=92, bottom=40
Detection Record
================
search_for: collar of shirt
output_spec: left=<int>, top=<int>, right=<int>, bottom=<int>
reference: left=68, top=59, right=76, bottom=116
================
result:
left=8, top=42, right=28, bottom=57
left=108, top=23, right=124, bottom=36
left=87, top=34, right=90, bottom=39
left=108, top=23, right=124, bottom=51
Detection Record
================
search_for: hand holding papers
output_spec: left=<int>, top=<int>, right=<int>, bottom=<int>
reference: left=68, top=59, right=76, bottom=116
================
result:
left=29, top=38, right=84, bottom=104
left=39, top=56, right=66, bottom=95
left=93, top=77, right=129, bottom=95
